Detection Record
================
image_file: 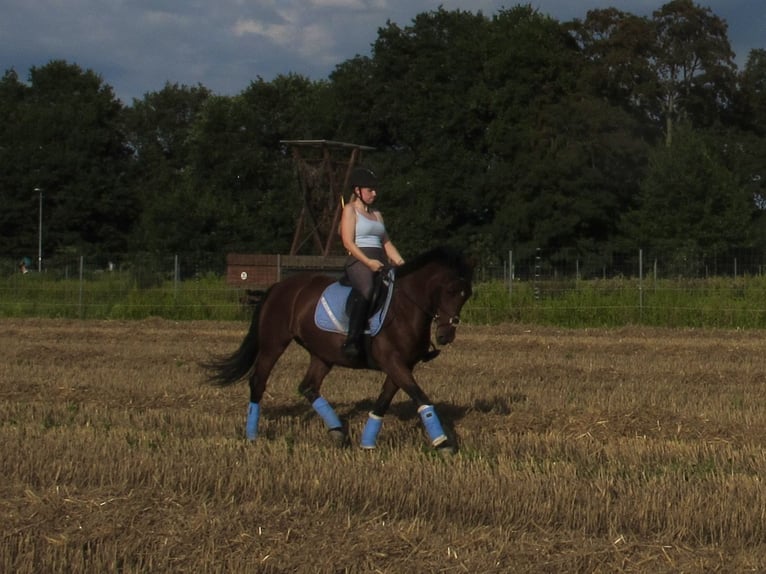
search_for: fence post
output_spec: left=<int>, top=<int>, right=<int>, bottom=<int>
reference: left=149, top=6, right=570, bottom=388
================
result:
left=534, top=248, right=541, bottom=301
left=78, top=255, right=84, bottom=319
left=508, top=250, right=513, bottom=297
left=638, top=249, right=643, bottom=323
left=174, top=254, right=179, bottom=298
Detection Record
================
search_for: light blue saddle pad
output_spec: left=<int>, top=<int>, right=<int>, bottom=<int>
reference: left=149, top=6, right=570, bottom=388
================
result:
left=314, top=270, right=394, bottom=336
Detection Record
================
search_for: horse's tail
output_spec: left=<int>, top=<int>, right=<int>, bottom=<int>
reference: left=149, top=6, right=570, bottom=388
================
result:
left=202, top=288, right=267, bottom=386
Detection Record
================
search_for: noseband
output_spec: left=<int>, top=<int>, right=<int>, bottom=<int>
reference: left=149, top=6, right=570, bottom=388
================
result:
left=434, top=311, right=461, bottom=329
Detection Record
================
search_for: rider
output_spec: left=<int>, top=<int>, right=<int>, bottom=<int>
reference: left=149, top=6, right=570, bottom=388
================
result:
left=339, top=166, right=405, bottom=360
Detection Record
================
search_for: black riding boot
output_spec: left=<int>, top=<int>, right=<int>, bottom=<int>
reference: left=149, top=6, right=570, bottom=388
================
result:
left=342, top=290, right=368, bottom=360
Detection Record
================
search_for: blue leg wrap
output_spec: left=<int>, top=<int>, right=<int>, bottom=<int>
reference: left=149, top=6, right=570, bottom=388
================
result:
left=360, top=413, right=383, bottom=449
left=418, top=404, right=448, bottom=447
left=246, top=402, right=261, bottom=441
left=312, top=396, right=342, bottom=430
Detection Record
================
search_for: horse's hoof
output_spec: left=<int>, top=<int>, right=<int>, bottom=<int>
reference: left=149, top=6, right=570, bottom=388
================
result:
left=436, top=444, right=456, bottom=456
left=328, top=428, right=348, bottom=447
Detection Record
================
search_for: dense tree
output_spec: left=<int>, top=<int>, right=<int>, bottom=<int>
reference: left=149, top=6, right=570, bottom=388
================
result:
left=0, top=69, right=32, bottom=256
left=737, top=49, right=766, bottom=136
left=624, top=123, right=752, bottom=273
left=329, top=55, right=384, bottom=146
left=568, top=9, right=659, bottom=141
left=726, top=50, right=766, bottom=246
left=650, top=0, right=737, bottom=145
left=570, top=1, right=737, bottom=145
left=190, top=74, right=334, bottom=253
left=122, top=82, right=212, bottom=253
left=133, top=74, right=334, bottom=255
left=124, top=74, right=335, bottom=255
left=124, top=82, right=212, bottom=177
left=566, top=1, right=745, bottom=270
left=0, top=61, right=134, bottom=262
left=479, top=6, right=649, bottom=270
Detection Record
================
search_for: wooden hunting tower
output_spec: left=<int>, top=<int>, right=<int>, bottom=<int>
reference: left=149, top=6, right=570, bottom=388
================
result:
left=225, top=139, right=375, bottom=292
left=280, top=139, right=375, bottom=256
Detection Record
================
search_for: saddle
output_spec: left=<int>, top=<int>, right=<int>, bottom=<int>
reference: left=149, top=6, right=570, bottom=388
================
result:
left=314, top=268, right=394, bottom=335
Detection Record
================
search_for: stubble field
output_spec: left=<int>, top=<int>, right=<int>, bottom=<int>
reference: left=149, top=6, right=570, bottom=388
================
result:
left=3, top=318, right=766, bottom=573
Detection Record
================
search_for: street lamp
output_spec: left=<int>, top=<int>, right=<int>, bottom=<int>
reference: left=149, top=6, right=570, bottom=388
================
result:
left=34, top=187, right=43, bottom=272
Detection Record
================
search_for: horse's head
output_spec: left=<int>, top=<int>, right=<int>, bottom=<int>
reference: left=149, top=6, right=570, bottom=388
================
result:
left=396, top=246, right=475, bottom=347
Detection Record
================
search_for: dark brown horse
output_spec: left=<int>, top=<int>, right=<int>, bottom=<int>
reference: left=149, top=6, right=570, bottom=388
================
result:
left=204, top=246, right=474, bottom=452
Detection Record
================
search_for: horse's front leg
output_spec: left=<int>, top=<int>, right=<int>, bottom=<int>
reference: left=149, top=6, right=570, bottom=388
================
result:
left=360, top=376, right=399, bottom=449
left=384, top=362, right=451, bottom=452
left=298, top=355, right=346, bottom=445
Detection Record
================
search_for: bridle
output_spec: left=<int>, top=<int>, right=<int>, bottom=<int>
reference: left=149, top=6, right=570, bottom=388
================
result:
left=433, top=300, right=463, bottom=330
left=396, top=275, right=468, bottom=330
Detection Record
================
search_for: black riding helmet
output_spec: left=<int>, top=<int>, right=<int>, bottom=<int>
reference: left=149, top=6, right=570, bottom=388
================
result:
left=349, top=166, right=377, bottom=189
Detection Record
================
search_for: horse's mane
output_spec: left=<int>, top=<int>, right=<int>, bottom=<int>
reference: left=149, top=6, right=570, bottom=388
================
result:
left=396, top=245, right=474, bottom=280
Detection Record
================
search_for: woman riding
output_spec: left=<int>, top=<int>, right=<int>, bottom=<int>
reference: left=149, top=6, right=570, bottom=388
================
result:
left=340, top=166, right=405, bottom=359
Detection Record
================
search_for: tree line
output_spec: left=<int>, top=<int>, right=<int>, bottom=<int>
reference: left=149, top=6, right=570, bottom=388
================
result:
left=2, top=1, right=765, bottom=276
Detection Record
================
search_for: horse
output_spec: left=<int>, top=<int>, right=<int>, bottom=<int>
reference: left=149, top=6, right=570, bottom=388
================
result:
left=204, top=245, right=474, bottom=452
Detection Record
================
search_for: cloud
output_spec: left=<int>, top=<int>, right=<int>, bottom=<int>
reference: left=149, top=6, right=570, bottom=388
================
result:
left=142, top=9, right=194, bottom=28
left=231, top=16, right=336, bottom=63
left=232, top=19, right=291, bottom=44
left=1, top=0, right=762, bottom=103
left=308, top=0, right=368, bottom=8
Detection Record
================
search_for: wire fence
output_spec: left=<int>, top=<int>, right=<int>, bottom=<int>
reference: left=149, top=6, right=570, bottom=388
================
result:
left=1, top=252, right=234, bottom=320
left=4, top=249, right=766, bottom=327
left=482, top=246, right=766, bottom=282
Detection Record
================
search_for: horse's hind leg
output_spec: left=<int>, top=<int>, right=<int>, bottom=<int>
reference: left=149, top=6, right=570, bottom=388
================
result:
left=245, top=337, right=291, bottom=441
left=298, top=355, right=346, bottom=445
left=360, top=376, right=399, bottom=449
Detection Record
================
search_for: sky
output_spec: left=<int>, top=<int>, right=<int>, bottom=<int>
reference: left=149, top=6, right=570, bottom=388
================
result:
left=1, top=0, right=764, bottom=104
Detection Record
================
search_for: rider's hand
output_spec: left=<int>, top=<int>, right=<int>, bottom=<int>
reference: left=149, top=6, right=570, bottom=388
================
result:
left=368, top=260, right=384, bottom=272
